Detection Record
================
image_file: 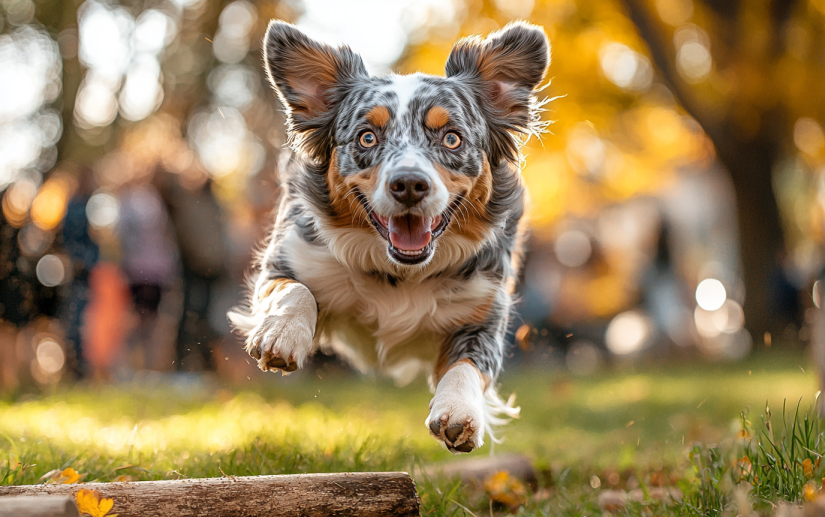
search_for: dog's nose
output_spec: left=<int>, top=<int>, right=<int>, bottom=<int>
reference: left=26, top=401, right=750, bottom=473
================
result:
left=389, top=172, right=431, bottom=207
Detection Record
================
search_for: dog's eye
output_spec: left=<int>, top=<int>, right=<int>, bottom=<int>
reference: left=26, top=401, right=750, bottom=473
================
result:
left=359, top=131, right=378, bottom=148
left=442, top=132, right=461, bottom=150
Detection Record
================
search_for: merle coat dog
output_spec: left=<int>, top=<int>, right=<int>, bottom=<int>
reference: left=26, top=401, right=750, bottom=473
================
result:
left=230, top=20, right=550, bottom=453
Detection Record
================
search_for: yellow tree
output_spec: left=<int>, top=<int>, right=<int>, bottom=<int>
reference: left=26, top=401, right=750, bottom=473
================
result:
left=620, top=0, right=825, bottom=336
left=399, top=0, right=714, bottom=321
left=400, top=0, right=824, bottom=336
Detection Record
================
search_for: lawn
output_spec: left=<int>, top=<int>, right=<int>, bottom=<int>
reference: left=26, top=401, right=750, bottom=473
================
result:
left=1, top=350, right=821, bottom=516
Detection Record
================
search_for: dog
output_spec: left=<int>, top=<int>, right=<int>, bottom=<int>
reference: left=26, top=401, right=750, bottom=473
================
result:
left=229, top=20, right=550, bottom=454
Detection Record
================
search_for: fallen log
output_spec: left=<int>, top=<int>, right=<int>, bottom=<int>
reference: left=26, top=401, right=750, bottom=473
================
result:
left=0, top=472, right=419, bottom=517
left=0, top=496, right=79, bottom=517
left=417, top=453, right=538, bottom=489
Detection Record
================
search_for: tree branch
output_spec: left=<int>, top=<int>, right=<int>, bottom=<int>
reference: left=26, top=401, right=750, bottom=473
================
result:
left=618, top=0, right=728, bottom=147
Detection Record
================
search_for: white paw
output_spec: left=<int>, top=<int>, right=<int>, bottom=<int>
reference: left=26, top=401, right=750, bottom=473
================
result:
left=229, top=281, right=317, bottom=373
left=425, top=362, right=486, bottom=453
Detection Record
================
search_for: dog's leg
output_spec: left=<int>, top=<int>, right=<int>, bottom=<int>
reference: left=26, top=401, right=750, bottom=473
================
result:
left=228, top=276, right=317, bottom=373
left=426, top=324, right=520, bottom=454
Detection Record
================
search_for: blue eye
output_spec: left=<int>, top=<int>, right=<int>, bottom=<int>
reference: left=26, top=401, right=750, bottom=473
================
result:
left=442, top=132, right=461, bottom=149
left=359, top=131, right=377, bottom=148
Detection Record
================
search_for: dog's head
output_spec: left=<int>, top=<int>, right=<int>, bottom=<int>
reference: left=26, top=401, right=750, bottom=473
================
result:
left=264, top=21, right=550, bottom=267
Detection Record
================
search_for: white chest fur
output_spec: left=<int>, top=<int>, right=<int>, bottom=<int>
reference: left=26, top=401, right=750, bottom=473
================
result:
left=282, top=227, right=497, bottom=381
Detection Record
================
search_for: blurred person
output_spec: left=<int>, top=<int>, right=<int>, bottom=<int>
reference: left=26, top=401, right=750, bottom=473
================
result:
left=156, top=171, right=229, bottom=371
left=641, top=217, right=693, bottom=350
left=83, top=262, right=130, bottom=380
left=60, top=168, right=100, bottom=378
left=118, top=182, right=179, bottom=372
left=0, top=187, right=61, bottom=390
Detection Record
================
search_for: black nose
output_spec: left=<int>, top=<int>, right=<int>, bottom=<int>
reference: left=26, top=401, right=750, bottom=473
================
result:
left=389, top=172, right=431, bottom=207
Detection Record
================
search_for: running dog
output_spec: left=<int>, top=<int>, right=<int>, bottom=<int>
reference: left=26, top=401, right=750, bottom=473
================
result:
left=229, top=20, right=550, bottom=453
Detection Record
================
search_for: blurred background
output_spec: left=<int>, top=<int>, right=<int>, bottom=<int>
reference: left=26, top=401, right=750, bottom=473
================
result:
left=0, top=0, right=823, bottom=392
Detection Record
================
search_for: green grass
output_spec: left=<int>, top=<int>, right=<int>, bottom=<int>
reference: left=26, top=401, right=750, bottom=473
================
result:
left=1, top=350, right=821, bottom=515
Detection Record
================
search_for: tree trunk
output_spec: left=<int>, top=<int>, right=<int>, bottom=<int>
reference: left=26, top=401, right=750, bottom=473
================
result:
left=0, top=472, right=420, bottom=517
left=714, top=128, right=787, bottom=338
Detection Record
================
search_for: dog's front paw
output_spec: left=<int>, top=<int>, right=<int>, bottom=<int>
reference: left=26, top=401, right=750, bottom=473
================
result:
left=230, top=281, right=317, bottom=374
left=426, top=361, right=486, bottom=453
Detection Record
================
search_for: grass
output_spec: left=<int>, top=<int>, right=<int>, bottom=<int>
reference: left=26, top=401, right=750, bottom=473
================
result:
left=0, top=349, right=822, bottom=516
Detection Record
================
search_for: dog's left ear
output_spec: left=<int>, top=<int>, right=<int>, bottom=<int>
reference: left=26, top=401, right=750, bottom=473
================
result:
left=264, top=20, right=367, bottom=160
left=446, top=22, right=550, bottom=163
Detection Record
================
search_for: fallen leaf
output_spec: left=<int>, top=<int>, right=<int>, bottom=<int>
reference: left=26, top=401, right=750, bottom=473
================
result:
left=483, top=470, right=526, bottom=512
left=75, top=489, right=118, bottom=517
left=45, top=467, right=85, bottom=484
left=804, top=459, right=814, bottom=479
left=804, top=482, right=818, bottom=502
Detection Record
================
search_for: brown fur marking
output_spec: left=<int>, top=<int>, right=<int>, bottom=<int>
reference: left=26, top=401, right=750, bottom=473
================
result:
left=425, top=106, right=450, bottom=129
left=327, top=148, right=379, bottom=229
left=284, top=47, right=340, bottom=117
left=433, top=152, right=495, bottom=242
left=365, top=106, right=390, bottom=127
left=260, top=278, right=296, bottom=301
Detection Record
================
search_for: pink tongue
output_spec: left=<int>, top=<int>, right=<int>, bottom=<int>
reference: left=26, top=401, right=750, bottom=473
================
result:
left=388, top=214, right=432, bottom=251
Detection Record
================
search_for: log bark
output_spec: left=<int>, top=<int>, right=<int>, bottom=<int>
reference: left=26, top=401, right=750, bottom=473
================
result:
left=0, top=472, right=419, bottom=517
left=0, top=496, right=79, bottom=517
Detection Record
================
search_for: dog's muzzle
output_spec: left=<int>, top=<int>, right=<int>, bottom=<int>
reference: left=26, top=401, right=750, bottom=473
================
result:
left=357, top=192, right=452, bottom=266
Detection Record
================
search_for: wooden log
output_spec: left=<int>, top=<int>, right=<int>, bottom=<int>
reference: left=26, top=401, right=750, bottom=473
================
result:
left=417, top=453, right=538, bottom=489
left=0, top=495, right=79, bottom=517
left=0, top=472, right=419, bottom=517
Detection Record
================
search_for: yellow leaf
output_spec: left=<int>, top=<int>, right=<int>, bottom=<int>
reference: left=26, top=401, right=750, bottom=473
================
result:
left=804, top=459, right=814, bottom=479
left=47, top=467, right=85, bottom=484
left=804, top=482, right=818, bottom=502
left=483, top=470, right=527, bottom=511
left=75, top=489, right=118, bottom=517
left=60, top=468, right=81, bottom=484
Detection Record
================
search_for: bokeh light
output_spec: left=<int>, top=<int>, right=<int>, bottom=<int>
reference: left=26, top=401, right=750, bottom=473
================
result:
left=674, top=25, right=712, bottom=83
left=213, top=1, right=257, bottom=64
left=566, top=341, right=601, bottom=376
left=86, top=191, right=120, bottom=230
left=36, top=338, right=65, bottom=374
left=554, top=230, right=592, bottom=268
left=695, top=278, right=726, bottom=311
left=30, top=179, right=67, bottom=230
left=35, top=254, right=66, bottom=287
left=794, top=118, right=825, bottom=156
left=18, top=223, right=54, bottom=257
left=655, top=0, right=694, bottom=26
left=0, top=26, right=61, bottom=188
left=1, top=177, right=38, bottom=227
left=694, top=299, right=744, bottom=338
left=605, top=311, right=653, bottom=355
left=600, top=43, right=653, bottom=92
left=118, top=54, right=163, bottom=121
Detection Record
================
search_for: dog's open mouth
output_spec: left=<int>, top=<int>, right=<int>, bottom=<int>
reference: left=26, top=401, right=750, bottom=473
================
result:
left=366, top=209, right=450, bottom=265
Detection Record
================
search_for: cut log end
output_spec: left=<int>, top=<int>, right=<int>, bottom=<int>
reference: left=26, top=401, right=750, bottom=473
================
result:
left=0, top=495, right=80, bottom=517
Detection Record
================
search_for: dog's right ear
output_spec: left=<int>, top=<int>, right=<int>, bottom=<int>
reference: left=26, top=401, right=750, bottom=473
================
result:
left=264, top=21, right=367, bottom=160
